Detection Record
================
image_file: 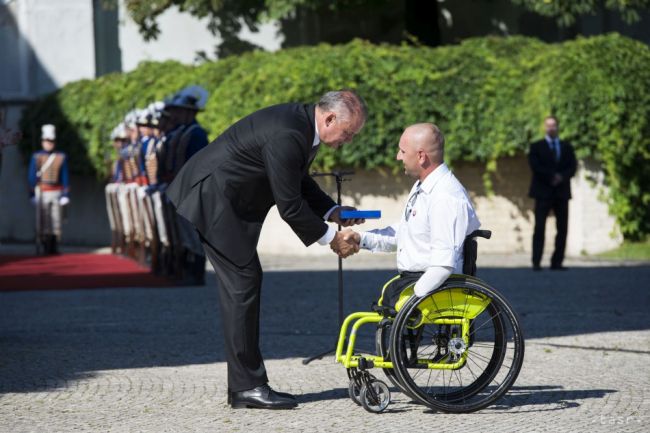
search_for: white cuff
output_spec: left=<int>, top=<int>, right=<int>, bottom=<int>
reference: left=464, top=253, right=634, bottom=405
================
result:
left=323, top=205, right=339, bottom=221
left=317, top=225, right=336, bottom=245
left=360, top=232, right=372, bottom=250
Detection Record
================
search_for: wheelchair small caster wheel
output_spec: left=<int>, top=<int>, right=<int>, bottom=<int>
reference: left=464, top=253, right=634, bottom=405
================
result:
left=348, top=378, right=362, bottom=406
left=348, top=373, right=376, bottom=406
left=360, top=379, right=390, bottom=413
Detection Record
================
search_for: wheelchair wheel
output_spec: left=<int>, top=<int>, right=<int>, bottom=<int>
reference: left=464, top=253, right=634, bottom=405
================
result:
left=389, top=277, right=524, bottom=413
left=348, top=377, right=362, bottom=406
left=360, top=379, right=391, bottom=413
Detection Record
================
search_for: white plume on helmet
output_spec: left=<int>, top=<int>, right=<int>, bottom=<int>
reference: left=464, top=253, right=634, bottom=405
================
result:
left=124, top=109, right=142, bottom=129
left=41, top=124, right=56, bottom=140
left=110, top=123, right=128, bottom=140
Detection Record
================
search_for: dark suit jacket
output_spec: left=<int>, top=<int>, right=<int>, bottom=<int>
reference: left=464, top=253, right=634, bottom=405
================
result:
left=166, top=103, right=336, bottom=266
left=528, top=138, right=577, bottom=200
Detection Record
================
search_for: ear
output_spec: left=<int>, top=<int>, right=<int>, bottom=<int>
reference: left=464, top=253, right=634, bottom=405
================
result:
left=325, top=112, right=336, bottom=127
left=418, top=150, right=427, bottom=166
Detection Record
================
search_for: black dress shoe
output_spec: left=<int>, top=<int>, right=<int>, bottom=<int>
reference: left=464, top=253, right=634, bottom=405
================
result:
left=230, top=384, right=297, bottom=409
left=274, top=390, right=297, bottom=400
left=532, top=264, right=542, bottom=271
left=550, top=265, right=569, bottom=271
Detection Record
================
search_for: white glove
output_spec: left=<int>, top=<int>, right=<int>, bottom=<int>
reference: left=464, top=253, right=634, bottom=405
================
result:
left=59, top=196, right=70, bottom=206
left=30, top=196, right=37, bottom=206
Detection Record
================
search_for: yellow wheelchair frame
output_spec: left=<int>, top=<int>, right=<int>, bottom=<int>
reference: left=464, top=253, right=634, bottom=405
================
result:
left=336, top=281, right=491, bottom=372
left=333, top=230, right=525, bottom=414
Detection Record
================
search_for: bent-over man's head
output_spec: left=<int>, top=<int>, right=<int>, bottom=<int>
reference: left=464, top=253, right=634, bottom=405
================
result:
left=315, top=89, right=367, bottom=149
left=397, top=123, right=445, bottom=181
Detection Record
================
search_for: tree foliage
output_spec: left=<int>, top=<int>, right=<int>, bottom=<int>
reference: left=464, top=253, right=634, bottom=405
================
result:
left=18, top=34, right=650, bottom=239
left=511, top=0, right=650, bottom=27
left=118, top=0, right=649, bottom=50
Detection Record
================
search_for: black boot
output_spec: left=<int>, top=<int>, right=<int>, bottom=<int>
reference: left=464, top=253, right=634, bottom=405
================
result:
left=50, top=235, right=59, bottom=255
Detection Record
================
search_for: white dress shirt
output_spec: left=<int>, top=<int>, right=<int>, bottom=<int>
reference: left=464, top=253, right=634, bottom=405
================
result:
left=360, top=163, right=481, bottom=296
left=312, top=121, right=338, bottom=245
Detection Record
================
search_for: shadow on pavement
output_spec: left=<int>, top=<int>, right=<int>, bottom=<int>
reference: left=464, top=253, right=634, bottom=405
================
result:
left=487, top=385, right=617, bottom=413
left=1, top=266, right=649, bottom=395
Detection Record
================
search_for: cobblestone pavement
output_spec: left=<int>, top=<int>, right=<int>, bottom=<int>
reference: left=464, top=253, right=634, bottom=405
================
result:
left=1, top=252, right=649, bottom=432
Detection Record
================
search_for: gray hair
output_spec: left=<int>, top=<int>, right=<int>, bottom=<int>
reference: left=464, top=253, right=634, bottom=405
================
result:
left=317, top=89, right=368, bottom=124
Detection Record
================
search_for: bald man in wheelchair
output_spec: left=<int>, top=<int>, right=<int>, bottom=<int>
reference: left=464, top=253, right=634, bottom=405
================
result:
left=339, top=123, right=481, bottom=306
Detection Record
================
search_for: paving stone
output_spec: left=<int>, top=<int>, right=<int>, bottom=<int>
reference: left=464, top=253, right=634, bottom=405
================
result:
left=1, top=253, right=649, bottom=432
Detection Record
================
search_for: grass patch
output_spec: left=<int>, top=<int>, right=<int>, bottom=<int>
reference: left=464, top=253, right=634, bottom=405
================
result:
left=598, top=239, right=650, bottom=261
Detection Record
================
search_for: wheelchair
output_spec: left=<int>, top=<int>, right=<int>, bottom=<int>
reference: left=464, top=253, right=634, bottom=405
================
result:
left=335, top=230, right=525, bottom=413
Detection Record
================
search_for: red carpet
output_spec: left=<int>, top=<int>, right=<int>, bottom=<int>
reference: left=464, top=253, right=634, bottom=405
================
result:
left=0, top=253, right=173, bottom=291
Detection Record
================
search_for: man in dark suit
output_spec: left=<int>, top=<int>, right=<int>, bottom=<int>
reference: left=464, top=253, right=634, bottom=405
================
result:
left=528, top=115, right=577, bottom=271
left=166, top=90, right=367, bottom=409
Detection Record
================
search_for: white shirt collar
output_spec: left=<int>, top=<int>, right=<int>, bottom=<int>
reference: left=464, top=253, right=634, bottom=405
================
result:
left=419, top=163, right=450, bottom=194
left=313, top=121, right=320, bottom=147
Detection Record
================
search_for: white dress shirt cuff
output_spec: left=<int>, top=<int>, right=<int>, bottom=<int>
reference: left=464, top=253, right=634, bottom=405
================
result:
left=414, top=266, right=453, bottom=298
left=359, top=232, right=372, bottom=250
left=317, top=225, right=336, bottom=246
left=323, top=205, right=339, bottom=221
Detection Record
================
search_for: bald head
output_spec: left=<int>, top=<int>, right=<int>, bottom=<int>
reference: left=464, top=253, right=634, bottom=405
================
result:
left=403, top=123, right=445, bottom=164
left=397, top=123, right=445, bottom=180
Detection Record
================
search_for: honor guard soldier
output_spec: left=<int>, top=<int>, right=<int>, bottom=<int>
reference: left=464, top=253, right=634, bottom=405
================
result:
left=105, top=123, right=129, bottom=253
left=162, top=85, right=210, bottom=285
left=142, top=101, right=174, bottom=274
left=28, top=124, right=70, bottom=255
left=116, top=110, right=146, bottom=258
left=134, top=107, right=162, bottom=270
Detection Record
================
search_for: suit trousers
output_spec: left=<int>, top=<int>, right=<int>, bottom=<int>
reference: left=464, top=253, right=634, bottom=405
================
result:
left=201, top=236, right=268, bottom=392
left=532, top=198, right=569, bottom=267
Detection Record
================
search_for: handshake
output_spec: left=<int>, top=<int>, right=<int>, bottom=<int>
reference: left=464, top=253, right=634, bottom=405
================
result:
left=326, top=206, right=365, bottom=258
left=330, top=228, right=361, bottom=258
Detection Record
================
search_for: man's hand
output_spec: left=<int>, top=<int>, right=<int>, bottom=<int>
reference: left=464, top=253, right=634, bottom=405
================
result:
left=329, top=206, right=365, bottom=227
left=340, top=228, right=361, bottom=246
left=329, top=230, right=360, bottom=258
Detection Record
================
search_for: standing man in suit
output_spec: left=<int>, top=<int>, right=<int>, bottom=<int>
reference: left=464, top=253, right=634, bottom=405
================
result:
left=528, top=115, right=577, bottom=271
left=166, top=90, right=367, bottom=409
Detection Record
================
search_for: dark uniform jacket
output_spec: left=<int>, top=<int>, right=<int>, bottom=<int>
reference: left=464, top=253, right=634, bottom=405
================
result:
left=528, top=138, right=577, bottom=200
left=166, top=103, right=336, bottom=266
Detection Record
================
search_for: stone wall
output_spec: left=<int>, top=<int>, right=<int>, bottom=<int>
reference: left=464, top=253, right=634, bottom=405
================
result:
left=257, top=154, right=622, bottom=257
left=1, top=151, right=621, bottom=256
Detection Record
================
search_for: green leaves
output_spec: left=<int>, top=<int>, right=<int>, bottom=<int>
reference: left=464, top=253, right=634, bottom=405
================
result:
left=18, top=34, right=650, bottom=239
left=510, top=0, right=650, bottom=27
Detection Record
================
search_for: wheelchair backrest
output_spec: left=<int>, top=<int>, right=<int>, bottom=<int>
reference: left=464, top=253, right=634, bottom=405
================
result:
left=462, top=229, right=491, bottom=276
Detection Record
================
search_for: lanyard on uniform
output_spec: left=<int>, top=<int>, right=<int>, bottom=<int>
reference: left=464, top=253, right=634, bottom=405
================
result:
left=37, top=153, right=56, bottom=179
